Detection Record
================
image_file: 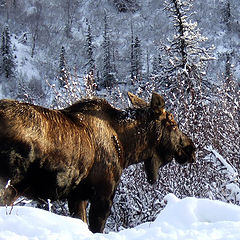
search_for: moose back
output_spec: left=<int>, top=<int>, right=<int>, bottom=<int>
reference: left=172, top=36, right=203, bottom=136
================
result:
left=0, top=92, right=196, bottom=233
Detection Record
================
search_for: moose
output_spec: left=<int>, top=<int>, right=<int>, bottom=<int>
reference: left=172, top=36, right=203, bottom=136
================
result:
left=0, top=92, right=196, bottom=233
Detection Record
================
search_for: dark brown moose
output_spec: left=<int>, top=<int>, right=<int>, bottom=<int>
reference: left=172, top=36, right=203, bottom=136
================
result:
left=0, top=92, right=196, bottom=233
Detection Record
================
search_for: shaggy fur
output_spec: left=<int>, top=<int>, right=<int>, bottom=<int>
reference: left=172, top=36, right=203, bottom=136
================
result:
left=0, top=92, right=195, bottom=233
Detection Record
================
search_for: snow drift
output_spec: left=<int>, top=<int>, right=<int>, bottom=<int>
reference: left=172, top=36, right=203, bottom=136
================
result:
left=0, top=194, right=240, bottom=240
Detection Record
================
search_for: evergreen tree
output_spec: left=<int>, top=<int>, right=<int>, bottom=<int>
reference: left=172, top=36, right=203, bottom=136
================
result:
left=0, top=31, right=4, bottom=74
left=152, top=54, right=162, bottom=75
left=223, top=0, right=231, bottom=31
left=130, top=26, right=142, bottom=82
left=130, top=21, right=134, bottom=80
left=102, top=14, right=114, bottom=88
left=133, top=36, right=142, bottom=81
left=85, top=19, right=95, bottom=74
left=58, top=46, right=68, bottom=87
left=0, top=26, right=15, bottom=78
left=85, top=19, right=97, bottom=93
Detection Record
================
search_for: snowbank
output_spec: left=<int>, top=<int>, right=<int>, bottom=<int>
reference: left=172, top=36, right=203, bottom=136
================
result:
left=0, top=194, right=240, bottom=240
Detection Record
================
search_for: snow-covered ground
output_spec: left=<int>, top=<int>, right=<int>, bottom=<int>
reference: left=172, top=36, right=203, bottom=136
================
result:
left=0, top=194, right=240, bottom=240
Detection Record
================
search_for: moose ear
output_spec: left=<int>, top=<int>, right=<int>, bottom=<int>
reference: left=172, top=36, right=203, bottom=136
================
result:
left=150, top=92, right=165, bottom=114
left=127, top=92, right=148, bottom=108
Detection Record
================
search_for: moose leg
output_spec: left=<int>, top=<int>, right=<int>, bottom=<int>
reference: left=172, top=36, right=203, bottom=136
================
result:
left=0, top=183, right=18, bottom=206
left=88, top=196, right=113, bottom=233
left=68, top=199, right=88, bottom=223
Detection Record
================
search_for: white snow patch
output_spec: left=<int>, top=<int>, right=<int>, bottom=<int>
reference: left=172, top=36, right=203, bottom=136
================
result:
left=26, top=6, right=37, bottom=16
left=12, top=36, right=40, bottom=81
left=1, top=194, right=240, bottom=240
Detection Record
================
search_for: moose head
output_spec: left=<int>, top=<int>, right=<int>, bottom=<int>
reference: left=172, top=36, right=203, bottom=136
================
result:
left=128, top=92, right=196, bottom=184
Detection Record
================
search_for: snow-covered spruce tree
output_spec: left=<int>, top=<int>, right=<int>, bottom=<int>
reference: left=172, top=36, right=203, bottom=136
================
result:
left=152, top=53, right=163, bottom=76
left=130, top=21, right=134, bottom=81
left=222, top=0, right=232, bottom=32
left=0, top=25, right=15, bottom=78
left=132, top=36, right=142, bottom=81
left=102, top=14, right=115, bottom=89
left=85, top=19, right=95, bottom=75
left=130, top=24, right=143, bottom=86
left=58, top=46, right=69, bottom=88
left=84, top=19, right=97, bottom=96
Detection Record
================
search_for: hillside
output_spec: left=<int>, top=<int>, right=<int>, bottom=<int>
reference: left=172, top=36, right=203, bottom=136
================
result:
left=0, top=0, right=239, bottom=100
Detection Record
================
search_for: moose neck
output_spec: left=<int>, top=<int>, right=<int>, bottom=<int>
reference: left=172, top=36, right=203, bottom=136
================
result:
left=115, top=108, right=155, bottom=169
left=64, top=99, right=156, bottom=170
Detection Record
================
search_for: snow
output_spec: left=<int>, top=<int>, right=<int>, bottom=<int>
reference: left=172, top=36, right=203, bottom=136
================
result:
left=12, top=35, right=40, bottom=81
left=1, top=194, right=240, bottom=240
left=205, top=146, right=238, bottom=177
left=26, top=7, right=37, bottom=16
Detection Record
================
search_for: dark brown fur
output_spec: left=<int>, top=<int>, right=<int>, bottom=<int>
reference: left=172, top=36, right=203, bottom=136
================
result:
left=0, top=93, right=196, bottom=233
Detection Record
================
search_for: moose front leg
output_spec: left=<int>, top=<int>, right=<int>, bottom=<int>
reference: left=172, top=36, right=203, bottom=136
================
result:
left=89, top=196, right=113, bottom=233
left=68, top=199, right=88, bottom=223
left=0, top=181, right=19, bottom=206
